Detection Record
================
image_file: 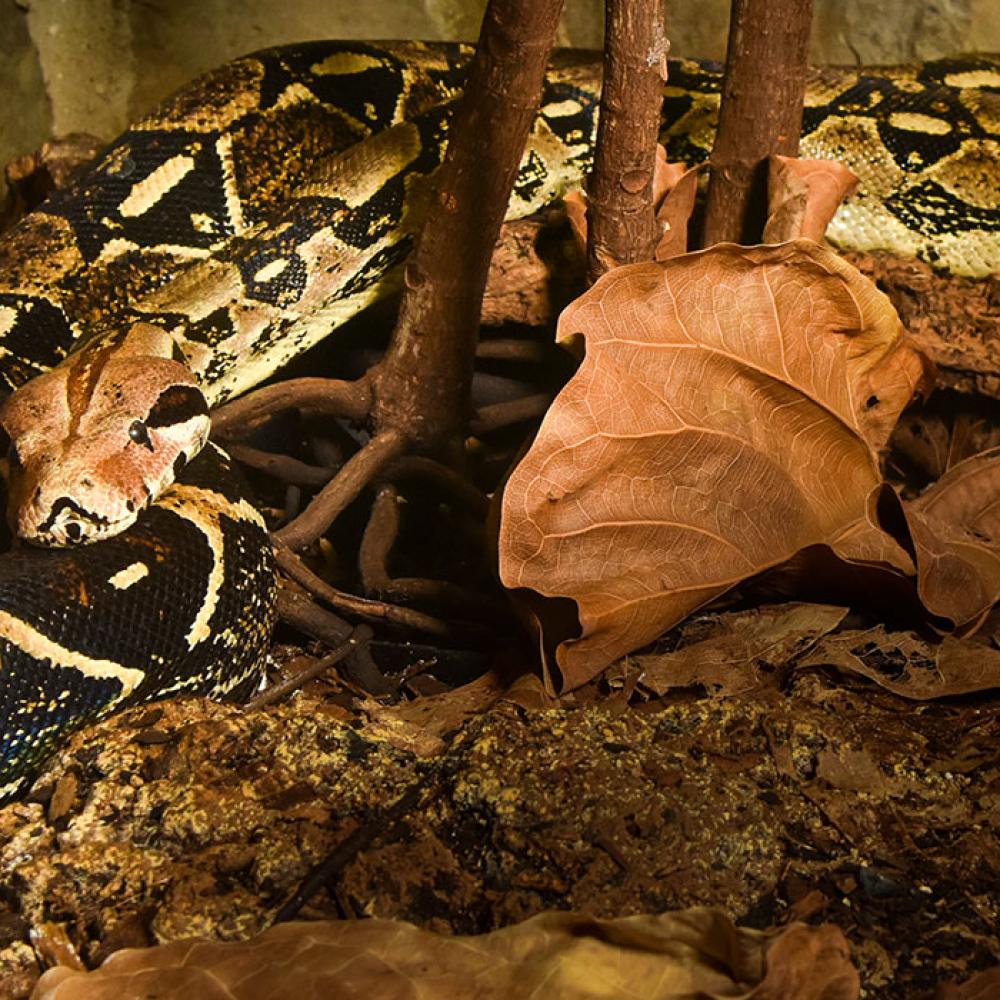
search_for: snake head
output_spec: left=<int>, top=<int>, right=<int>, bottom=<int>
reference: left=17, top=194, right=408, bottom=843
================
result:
left=0, top=323, right=211, bottom=546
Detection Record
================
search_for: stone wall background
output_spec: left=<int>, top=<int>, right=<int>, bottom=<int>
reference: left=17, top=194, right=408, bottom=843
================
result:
left=1, top=0, right=998, bottom=200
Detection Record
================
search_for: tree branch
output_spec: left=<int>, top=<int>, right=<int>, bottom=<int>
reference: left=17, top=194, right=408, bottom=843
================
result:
left=586, top=0, right=669, bottom=282
left=702, top=0, right=814, bottom=246
left=371, top=0, right=566, bottom=454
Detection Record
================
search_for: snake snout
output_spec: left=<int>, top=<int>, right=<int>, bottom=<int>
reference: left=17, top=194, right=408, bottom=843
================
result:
left=18, top=490, right=124, bottom=547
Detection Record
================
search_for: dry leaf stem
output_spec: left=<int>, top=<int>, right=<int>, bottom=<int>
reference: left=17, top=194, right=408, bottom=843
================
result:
left=702, top=0, right=814, bottom=245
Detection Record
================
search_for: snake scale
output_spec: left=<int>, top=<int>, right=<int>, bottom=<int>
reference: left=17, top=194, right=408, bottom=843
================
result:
left=0, top=41, right=997, bottom=800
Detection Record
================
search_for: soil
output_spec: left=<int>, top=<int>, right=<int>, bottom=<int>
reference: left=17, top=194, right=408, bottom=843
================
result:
left=1, top=625, right=997, bottom=999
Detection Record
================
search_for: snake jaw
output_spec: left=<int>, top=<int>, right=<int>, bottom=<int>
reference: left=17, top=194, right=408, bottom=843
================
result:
left=26, top=497, right=120, bottom=548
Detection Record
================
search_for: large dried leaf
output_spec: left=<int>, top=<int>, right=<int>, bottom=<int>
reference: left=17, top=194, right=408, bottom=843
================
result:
left=935, top=965, right=1000, bottom=1000
left=499, top=240, right=925, bottom=691
left=763, top=156, right=859, bottom=243
left=32, top=909, right=859, bottom=1000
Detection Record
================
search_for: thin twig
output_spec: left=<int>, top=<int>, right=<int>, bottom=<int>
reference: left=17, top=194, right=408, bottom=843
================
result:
left=273, top=713, right=493, bottom=923
left=274, top=428, right=409, bottom=551
left=273, top=780, right=426, bottom=922
left=246, top=625, right=373, bottom=709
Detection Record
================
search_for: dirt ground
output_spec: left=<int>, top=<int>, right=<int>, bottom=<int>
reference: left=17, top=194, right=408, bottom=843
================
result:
left=1, top=612, right=997, bottom=999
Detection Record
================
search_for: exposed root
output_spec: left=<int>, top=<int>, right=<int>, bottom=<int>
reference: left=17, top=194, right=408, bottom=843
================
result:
left=274, top=429, right=409, bottom=551
left=359, top=484, right=400, bottom=592
left=386, top=456, right=490, bottom=518
left=212, top=376, right=372, bottom=439
left=274, top=540, right=454, bottom=637
left=276, top=587, right=352, bottom=645
left=476, top=338, right=552, bottom=364
left=471, top=393, right=553, bottom=435
left=378, top=577, right=508, bottom=620
left=226, top=442, right=333, bottom=487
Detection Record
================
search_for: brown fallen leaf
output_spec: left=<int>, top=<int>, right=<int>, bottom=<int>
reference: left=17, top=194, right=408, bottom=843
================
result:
left=361, top=669, right=518, bottom=752
left=634, top=603, right=848, bottom=697
left=763, top=156, right=859, bottom=243
left=934, top=964, right=1000, bottom=1000
left=814, top=746, right=902, bottom=795
left=752, top=923, right=859, bottom=1000
left=901, top=446, right=1000, bottom=632
left=799, top=625, right=1000, bottom=699
left=889, top=398, right=1000, bottom=489
left=31, top=908, right=858, bottom=1000
left=652, top=154, right=701, bottom=261
left=564, top=187, right=590, bottom=259
left=499, top=240, right=926, bottom=691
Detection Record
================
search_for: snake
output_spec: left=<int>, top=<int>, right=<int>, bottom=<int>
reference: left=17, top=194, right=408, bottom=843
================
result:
left=0, top=41, right=997, bottom=801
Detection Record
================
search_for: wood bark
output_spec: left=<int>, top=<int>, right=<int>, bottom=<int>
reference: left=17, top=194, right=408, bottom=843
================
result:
left=586, top=0, right=668, bottom=282
left=371, top=0, right=566, bottom=454
left=702, top=0, right=814, bottom=246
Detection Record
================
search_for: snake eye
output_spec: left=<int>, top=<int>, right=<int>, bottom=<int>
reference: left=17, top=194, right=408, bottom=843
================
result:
left=129, top=420, right=154, bottom=451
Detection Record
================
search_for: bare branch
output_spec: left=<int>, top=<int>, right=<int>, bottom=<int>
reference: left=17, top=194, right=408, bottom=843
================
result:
left=371, top=0, right=566, bottom=454
left=702, top=0, right=815, bottom=245
left=586, top=0, right=669, bottom=281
